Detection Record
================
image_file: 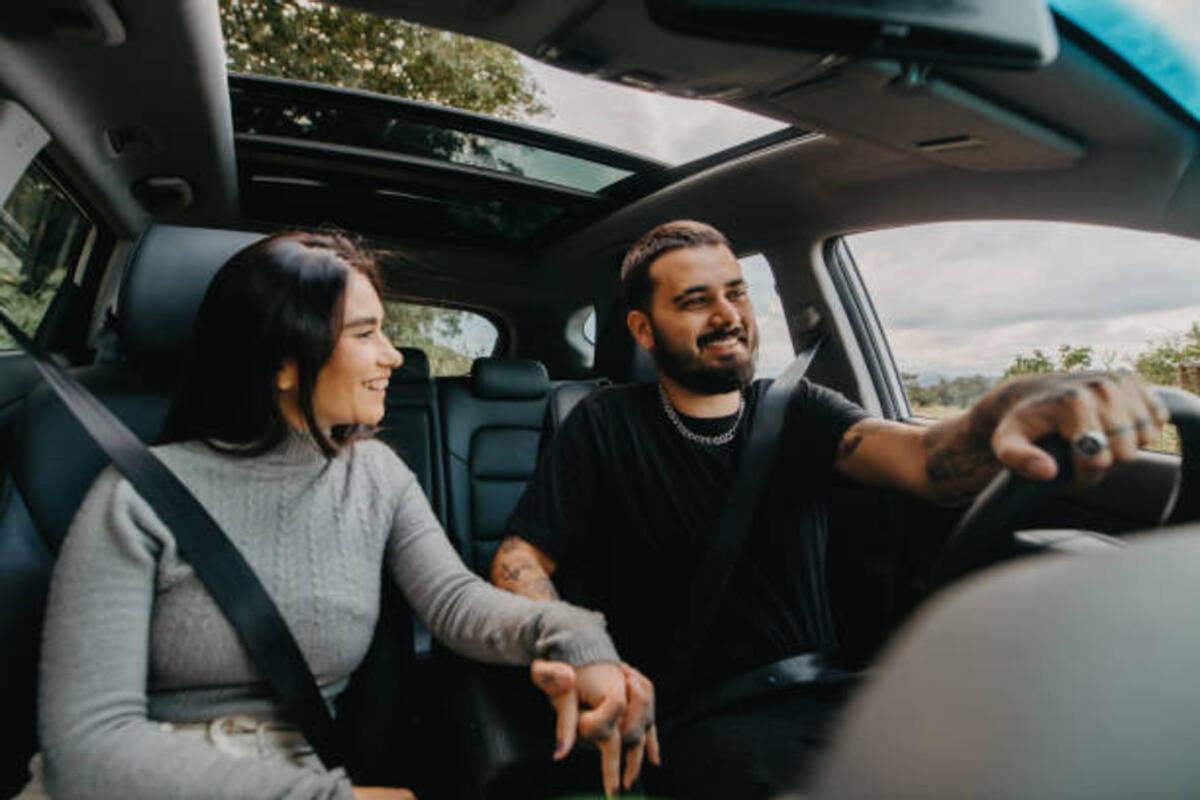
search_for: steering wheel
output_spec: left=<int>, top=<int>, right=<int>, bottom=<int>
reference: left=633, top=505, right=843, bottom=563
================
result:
left=927, top=386, right=1200, bottom=591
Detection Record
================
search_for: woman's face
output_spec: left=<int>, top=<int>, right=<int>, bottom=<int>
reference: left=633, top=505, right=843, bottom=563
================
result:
left=278, top=269, right=404, bottom=430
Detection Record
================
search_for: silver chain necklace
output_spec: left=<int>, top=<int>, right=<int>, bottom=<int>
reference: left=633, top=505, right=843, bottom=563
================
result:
left=658, top=383, right=744, bottom=446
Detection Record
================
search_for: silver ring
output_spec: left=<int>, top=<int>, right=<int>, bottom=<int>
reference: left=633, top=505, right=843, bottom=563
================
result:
left=1072, top=430, right=1109, bottom=457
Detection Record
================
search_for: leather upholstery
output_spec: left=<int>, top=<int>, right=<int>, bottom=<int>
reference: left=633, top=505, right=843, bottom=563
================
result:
left=118, top=225, right=263, bottom=366
left=377, top=347, right=445, bottom=525
left=438, top=360, right=551, bottom=573
left=471, top=357, right=550, bottom=400
left=545, top=379, right=606, bottom=439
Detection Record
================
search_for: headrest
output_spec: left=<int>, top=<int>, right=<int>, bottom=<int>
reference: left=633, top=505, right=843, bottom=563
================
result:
left=117, top=225, right=264, bottom=365
left=471, top=357, right=550, bottom=400
left=594, top=299, right=658, bottom=384
left=395, top=347, right=430, bottom=381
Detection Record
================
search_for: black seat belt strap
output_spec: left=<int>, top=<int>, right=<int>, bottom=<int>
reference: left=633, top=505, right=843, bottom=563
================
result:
left=683, top=329, right=827, bottom=694
left=0, top=310, right=343, bottom=768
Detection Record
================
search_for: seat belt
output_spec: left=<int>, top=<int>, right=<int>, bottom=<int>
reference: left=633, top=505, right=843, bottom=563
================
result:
left=679, top=328, right=827, bottom=703
left=0, top=309, right=344, bottom=769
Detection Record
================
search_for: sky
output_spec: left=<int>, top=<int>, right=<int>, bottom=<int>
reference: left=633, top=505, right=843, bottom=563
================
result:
left=518, top=56, right=787, bottom=164
left=515, top=1, right=1200, bottom=381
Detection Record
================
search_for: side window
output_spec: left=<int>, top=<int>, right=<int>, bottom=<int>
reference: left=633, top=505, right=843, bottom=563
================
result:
left=740, top=253, right=792, bottom=378
left=846, top=221, right=1199, bottom=453
left=0, top=159, right=94, bottom=349
left=381, top=300, right=499, bottom=376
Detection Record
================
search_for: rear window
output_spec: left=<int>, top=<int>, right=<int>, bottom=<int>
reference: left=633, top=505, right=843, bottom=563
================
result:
left=0, top=160, right=94, bottom=349
left=381, top=300, right=498, bottom=376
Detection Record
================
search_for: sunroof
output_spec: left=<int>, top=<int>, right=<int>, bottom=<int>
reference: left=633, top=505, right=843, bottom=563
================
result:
left=219, top=2, right=790, bottom=169
left=231, top=80, right=649, bottom=193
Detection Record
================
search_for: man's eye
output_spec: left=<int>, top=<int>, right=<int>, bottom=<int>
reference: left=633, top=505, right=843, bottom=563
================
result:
left=355, top=329, right=375, bottom=340
left=729, top=288, right=748, bottom=301
left=681, top=297, right=706, bottom=309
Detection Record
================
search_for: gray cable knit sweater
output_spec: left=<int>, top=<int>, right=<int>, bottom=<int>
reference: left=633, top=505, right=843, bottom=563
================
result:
left=38, top=431, right=618, bottom=799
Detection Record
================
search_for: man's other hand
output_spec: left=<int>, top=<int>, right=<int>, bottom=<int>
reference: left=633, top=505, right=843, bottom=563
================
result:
left=530, top=659, right=659, bottom=796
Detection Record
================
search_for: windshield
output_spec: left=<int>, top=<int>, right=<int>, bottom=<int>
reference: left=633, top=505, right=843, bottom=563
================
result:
left=1051, top=0, right=1200, bottom=123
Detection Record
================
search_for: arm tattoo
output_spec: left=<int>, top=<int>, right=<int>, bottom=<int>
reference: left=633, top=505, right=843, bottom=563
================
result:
left=924, top=424, right=998, bottom=486
left=920, top=376, right=1051, bottom=501
left=491, top=537, right=559, bottom=601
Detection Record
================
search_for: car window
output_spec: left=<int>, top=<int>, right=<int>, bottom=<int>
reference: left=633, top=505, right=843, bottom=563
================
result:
left=846, top=221, right=1200, bottom=453
left=381, top=300, right=498, bottom=376
left=0, top=159, right=94, bottom=349
left=741, top=253, right=792, bottom=378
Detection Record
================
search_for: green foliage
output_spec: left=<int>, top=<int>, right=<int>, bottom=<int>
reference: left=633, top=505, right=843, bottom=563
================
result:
left=902, top=372, right=996, bottom=410
left=0, top=266, right=66, bottom=348
left=1003, top=349, right=1055, bottom=377
left=219, top=0, right=547, bottom=120
left=1134, top=323, right=1200, bottom=387
left=381, top=300, right=491, bottom=376
left=1003, top=344, right=1094, bottom=378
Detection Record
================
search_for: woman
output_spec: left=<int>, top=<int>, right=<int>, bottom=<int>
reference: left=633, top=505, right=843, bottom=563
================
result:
left=32, top=231, right=632, bottom=799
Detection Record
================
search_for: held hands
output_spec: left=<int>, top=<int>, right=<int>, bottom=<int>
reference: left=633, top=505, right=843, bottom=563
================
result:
left=530, top=659, right=661, bottom=797
left=991, top=372, right=1170, bottom=485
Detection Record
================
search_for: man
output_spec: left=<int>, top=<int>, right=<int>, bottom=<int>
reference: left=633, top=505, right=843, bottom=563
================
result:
left=491, top=220, right=1167, bottom=798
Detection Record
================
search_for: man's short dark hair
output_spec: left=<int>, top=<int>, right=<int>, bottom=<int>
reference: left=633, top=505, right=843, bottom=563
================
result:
left=619, top=220, right=731, bottom=312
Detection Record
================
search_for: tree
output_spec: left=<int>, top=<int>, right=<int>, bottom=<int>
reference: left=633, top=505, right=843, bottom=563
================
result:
left=219, top=0, right=547, bottom=120
left=1134, top=323, right=1200, bottom=388
left=1003, top=349, right=1055, bottom=378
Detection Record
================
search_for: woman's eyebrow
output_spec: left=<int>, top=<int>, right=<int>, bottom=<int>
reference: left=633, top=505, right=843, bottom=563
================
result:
left=342, top=315, right=379, bottom=329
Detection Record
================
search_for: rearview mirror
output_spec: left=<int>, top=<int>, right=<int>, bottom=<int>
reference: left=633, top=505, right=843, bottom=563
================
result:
left=647, top=0, right=1058, bottom=70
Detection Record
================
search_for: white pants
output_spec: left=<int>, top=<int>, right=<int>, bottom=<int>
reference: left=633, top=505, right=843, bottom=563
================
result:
left=16, top=715, right=318, bottom=798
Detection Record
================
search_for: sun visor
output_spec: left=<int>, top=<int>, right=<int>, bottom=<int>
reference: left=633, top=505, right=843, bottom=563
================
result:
left=767, top=61, right=1084, bottom=172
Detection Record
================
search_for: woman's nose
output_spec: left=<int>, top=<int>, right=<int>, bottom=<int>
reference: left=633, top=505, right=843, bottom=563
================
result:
left=381, top=340, right=404, bottom=369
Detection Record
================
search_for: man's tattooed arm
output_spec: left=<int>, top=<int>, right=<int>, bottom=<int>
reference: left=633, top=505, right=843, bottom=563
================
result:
left=832, top=375, right=1058, bottom=503
left=490, top=535, right=560, bottom=601
left=920, top=375, right=1058, bottom=502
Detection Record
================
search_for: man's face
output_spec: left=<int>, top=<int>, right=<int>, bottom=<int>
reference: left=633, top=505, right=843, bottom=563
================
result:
left=633, top=244, right=758, bottom=394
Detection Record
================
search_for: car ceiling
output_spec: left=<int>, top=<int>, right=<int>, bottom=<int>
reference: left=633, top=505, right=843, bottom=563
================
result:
left=2, top=0, right=1198, bottom=351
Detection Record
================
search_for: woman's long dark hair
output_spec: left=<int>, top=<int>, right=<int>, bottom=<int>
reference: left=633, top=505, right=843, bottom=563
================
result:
left=160, top=230, right=382, bottom=457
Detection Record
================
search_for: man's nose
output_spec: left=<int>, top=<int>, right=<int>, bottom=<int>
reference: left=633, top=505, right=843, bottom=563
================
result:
left=710, top=294, right=741, bottom=328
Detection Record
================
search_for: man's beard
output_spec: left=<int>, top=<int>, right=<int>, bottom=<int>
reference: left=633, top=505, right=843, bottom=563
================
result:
left=649, top=319, right=757, bottom=395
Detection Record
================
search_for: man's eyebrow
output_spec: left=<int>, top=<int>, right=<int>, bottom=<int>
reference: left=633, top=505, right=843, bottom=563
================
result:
left=342, top=315, right=379, bottom=329
left=671, top=285, right=709, bottom=303
left=671, top=279, right=746, bottom=304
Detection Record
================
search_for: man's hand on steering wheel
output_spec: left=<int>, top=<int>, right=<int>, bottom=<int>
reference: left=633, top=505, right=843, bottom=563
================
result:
left=530, top=659, right=659, bottom=796
left=991, top=372, right=1170, bottom=486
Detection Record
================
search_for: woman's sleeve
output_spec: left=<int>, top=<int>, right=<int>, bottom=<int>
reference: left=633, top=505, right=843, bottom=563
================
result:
left=38, top=468, right=354, bottom=800
left=383, top=463, right=619, bottom=668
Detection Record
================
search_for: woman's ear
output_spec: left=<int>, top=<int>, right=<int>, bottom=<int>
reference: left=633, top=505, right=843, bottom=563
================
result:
left=276, top=360, right=299, bottom=393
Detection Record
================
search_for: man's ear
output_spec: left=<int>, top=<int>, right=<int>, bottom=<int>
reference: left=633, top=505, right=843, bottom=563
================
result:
left=276, top=360, right=299, bottom=393
left=627, top=309, right=654, bottom=352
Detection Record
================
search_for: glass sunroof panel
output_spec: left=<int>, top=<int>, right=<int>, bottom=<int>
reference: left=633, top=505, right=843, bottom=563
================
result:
left=231, top=86, right=637, bottom=193
left=1051, top=0, right=1200, bottom=123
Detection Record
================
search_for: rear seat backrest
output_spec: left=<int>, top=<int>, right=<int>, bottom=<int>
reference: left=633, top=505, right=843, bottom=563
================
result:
left=375, top=347, right=446, bottom=526
left=438, top=358, right=550, bottom=573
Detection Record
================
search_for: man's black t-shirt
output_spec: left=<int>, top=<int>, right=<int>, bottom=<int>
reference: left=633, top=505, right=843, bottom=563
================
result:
left=508, top=378, right=868, bottom=711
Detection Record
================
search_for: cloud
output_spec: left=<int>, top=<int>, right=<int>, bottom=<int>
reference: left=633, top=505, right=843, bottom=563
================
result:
left=851, top=221, right=1200, bottom=377
left=520, top=57, right=786, bottom=164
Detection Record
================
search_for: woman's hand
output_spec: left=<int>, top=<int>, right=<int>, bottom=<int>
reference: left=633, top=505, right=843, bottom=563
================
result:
left=352, top=787, right=416, bottom=799
left=530, top=659, right=660, bottom=796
